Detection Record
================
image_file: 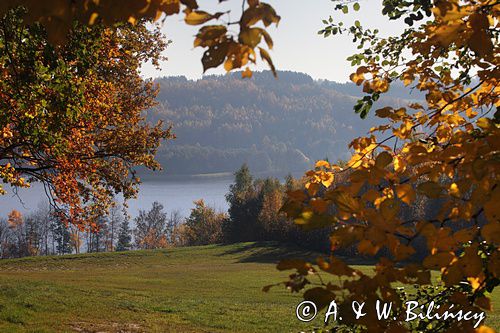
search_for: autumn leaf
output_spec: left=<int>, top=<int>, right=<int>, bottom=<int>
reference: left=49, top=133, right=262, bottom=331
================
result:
left=375, top=151, right=392, bottom=169
left=184, top=10, right=223, bottom=25
left=259, top=47, right=276, bottom=77
left=239, top=27, right=264, bottom=48
left=315, top=160, right=330, bottom=168
left=423, top=252, right=455, bottom=269
left=241, top=67, right=252, bottom=78
left=193, top=25, right=227, bottom=47
left=201, top=42, right=229, bottom=72
left=395, top=184, right=416, bottom=205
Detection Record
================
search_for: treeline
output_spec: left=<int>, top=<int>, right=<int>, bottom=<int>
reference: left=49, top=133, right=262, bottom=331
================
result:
left=0, top=163, right=447, bottom=259
left=0, top=164, right=331, bottom=259
left=123, top=164, right=331, bottom=252
left=0, top=205, right=132, bottom=258
left=147, top=71, right=412, bottom=175
left=129, top=164, right=331, bottom=252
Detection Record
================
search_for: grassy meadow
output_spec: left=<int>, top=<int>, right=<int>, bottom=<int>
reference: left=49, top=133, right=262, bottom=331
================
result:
left=0, top=242, right=498, bottom=332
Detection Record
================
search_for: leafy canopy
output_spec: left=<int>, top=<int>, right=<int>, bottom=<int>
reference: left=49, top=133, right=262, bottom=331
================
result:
left=0, top=9, right=172, bottom=229
left=1, top=0, right=280, bottom=229
left=0, top=0, right=280, bottom=77
left=276, top=1, right=499, bottom=332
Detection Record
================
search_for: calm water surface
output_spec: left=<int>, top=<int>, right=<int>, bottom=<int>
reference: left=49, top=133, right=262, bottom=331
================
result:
left=0, top=176, right=232, bottom=219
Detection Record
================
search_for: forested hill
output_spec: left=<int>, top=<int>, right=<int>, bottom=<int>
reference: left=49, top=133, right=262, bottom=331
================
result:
left=147, top=71, right=416, bottom=176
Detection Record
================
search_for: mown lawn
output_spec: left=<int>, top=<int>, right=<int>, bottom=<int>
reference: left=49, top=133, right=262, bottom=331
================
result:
left=0, top=242, right=498, bottom=332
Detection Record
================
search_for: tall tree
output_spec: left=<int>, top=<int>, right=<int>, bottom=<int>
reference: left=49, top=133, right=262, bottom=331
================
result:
left=183, top=200, right=226, bottom=246
left=87, top=217, right=108, bottom=253
left=51, top=214, right=72, bottom=255
left=29, top=202, right=52, bottom=256
left=1, top=0, right=281, bottom=236
left=116, top=218, right=132, bottom=252
left=0, top=218, right=12, bottom=258
left=225, top=164, right=261, bottom=242
left=165, top=210, right=182, bottom=246
left=105, top=205, right=124, bottom=252
left=134, top=201, right=168, bottom=250
left=0, top=8, right=172, bottom=229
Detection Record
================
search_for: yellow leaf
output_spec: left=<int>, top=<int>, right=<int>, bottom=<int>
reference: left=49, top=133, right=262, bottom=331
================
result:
left=193, top=25, right=227, bottom=47
left=395, top=184, right=415, bottom=205
left=468, top=275, right=484, bottom=291
left=261, top=29, right=273, bottom=49
left=476, top=325, right=496, bottom=333
left=432, top=22, right=464, bottom=48
left=242, top=67, right=253, bottom=78
left=432, top=4, right=469, bottom=22
left=449, top=183, right=460, bottom=198
left=315, top=160, right=330, bottom=168
left=320, top=173, right=334, bottom=188
left=185, top=10, right=220, bottom=25
left=477, top=117, right=493, bottom=130
left=393, top=156, right=406, bottom=173
left=347, top=153, right=363, bottom=169
left=350, top=72, right=365, bottom=85
left=239, top=27, right=263, bottom=48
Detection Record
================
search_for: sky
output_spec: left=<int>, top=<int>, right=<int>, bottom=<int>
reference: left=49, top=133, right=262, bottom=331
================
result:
left=140, top=0, right=403, bottom=83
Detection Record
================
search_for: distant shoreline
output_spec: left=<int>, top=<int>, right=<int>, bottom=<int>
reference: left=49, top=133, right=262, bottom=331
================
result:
left=137, top=172, right=233, bottom=182
left=137, top=170, right=305, bottom=182
left=190, top=172, right=233, bottom=178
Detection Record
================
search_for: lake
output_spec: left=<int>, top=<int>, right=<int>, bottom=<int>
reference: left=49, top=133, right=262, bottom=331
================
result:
left=0, top=176, right=234, bottom=220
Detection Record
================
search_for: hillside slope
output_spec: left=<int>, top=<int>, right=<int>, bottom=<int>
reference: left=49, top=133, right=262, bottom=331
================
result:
left=147, top=71, right=413, bottom=176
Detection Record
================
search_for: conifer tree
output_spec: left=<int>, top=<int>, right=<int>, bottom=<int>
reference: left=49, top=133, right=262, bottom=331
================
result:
left=116, top=218, right=133, bottom=252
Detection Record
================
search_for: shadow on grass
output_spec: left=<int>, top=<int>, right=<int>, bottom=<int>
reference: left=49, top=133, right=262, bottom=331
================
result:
left=217, top=241, right=377, bottom=266
left=217, top=241, right=323, bottom=264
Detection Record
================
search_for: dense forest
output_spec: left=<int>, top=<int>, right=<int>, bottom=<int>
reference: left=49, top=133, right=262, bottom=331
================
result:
left=146, top=71, right=417, bottom=175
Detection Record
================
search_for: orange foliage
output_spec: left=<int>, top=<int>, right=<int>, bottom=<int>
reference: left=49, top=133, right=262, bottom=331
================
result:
left=278, top=1, right=499, bottom=331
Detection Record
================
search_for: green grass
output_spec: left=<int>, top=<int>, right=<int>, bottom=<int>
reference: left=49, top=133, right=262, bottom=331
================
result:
left=0, top=243, right=498, bottom=332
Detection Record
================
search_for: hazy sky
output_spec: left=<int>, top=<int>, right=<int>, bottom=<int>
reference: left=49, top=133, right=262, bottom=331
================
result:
left=140, top=0, right=403, bottom=82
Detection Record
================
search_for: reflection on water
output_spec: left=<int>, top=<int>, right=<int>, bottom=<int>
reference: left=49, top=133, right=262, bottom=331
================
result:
left=0, top=176, right=232, bottom=219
